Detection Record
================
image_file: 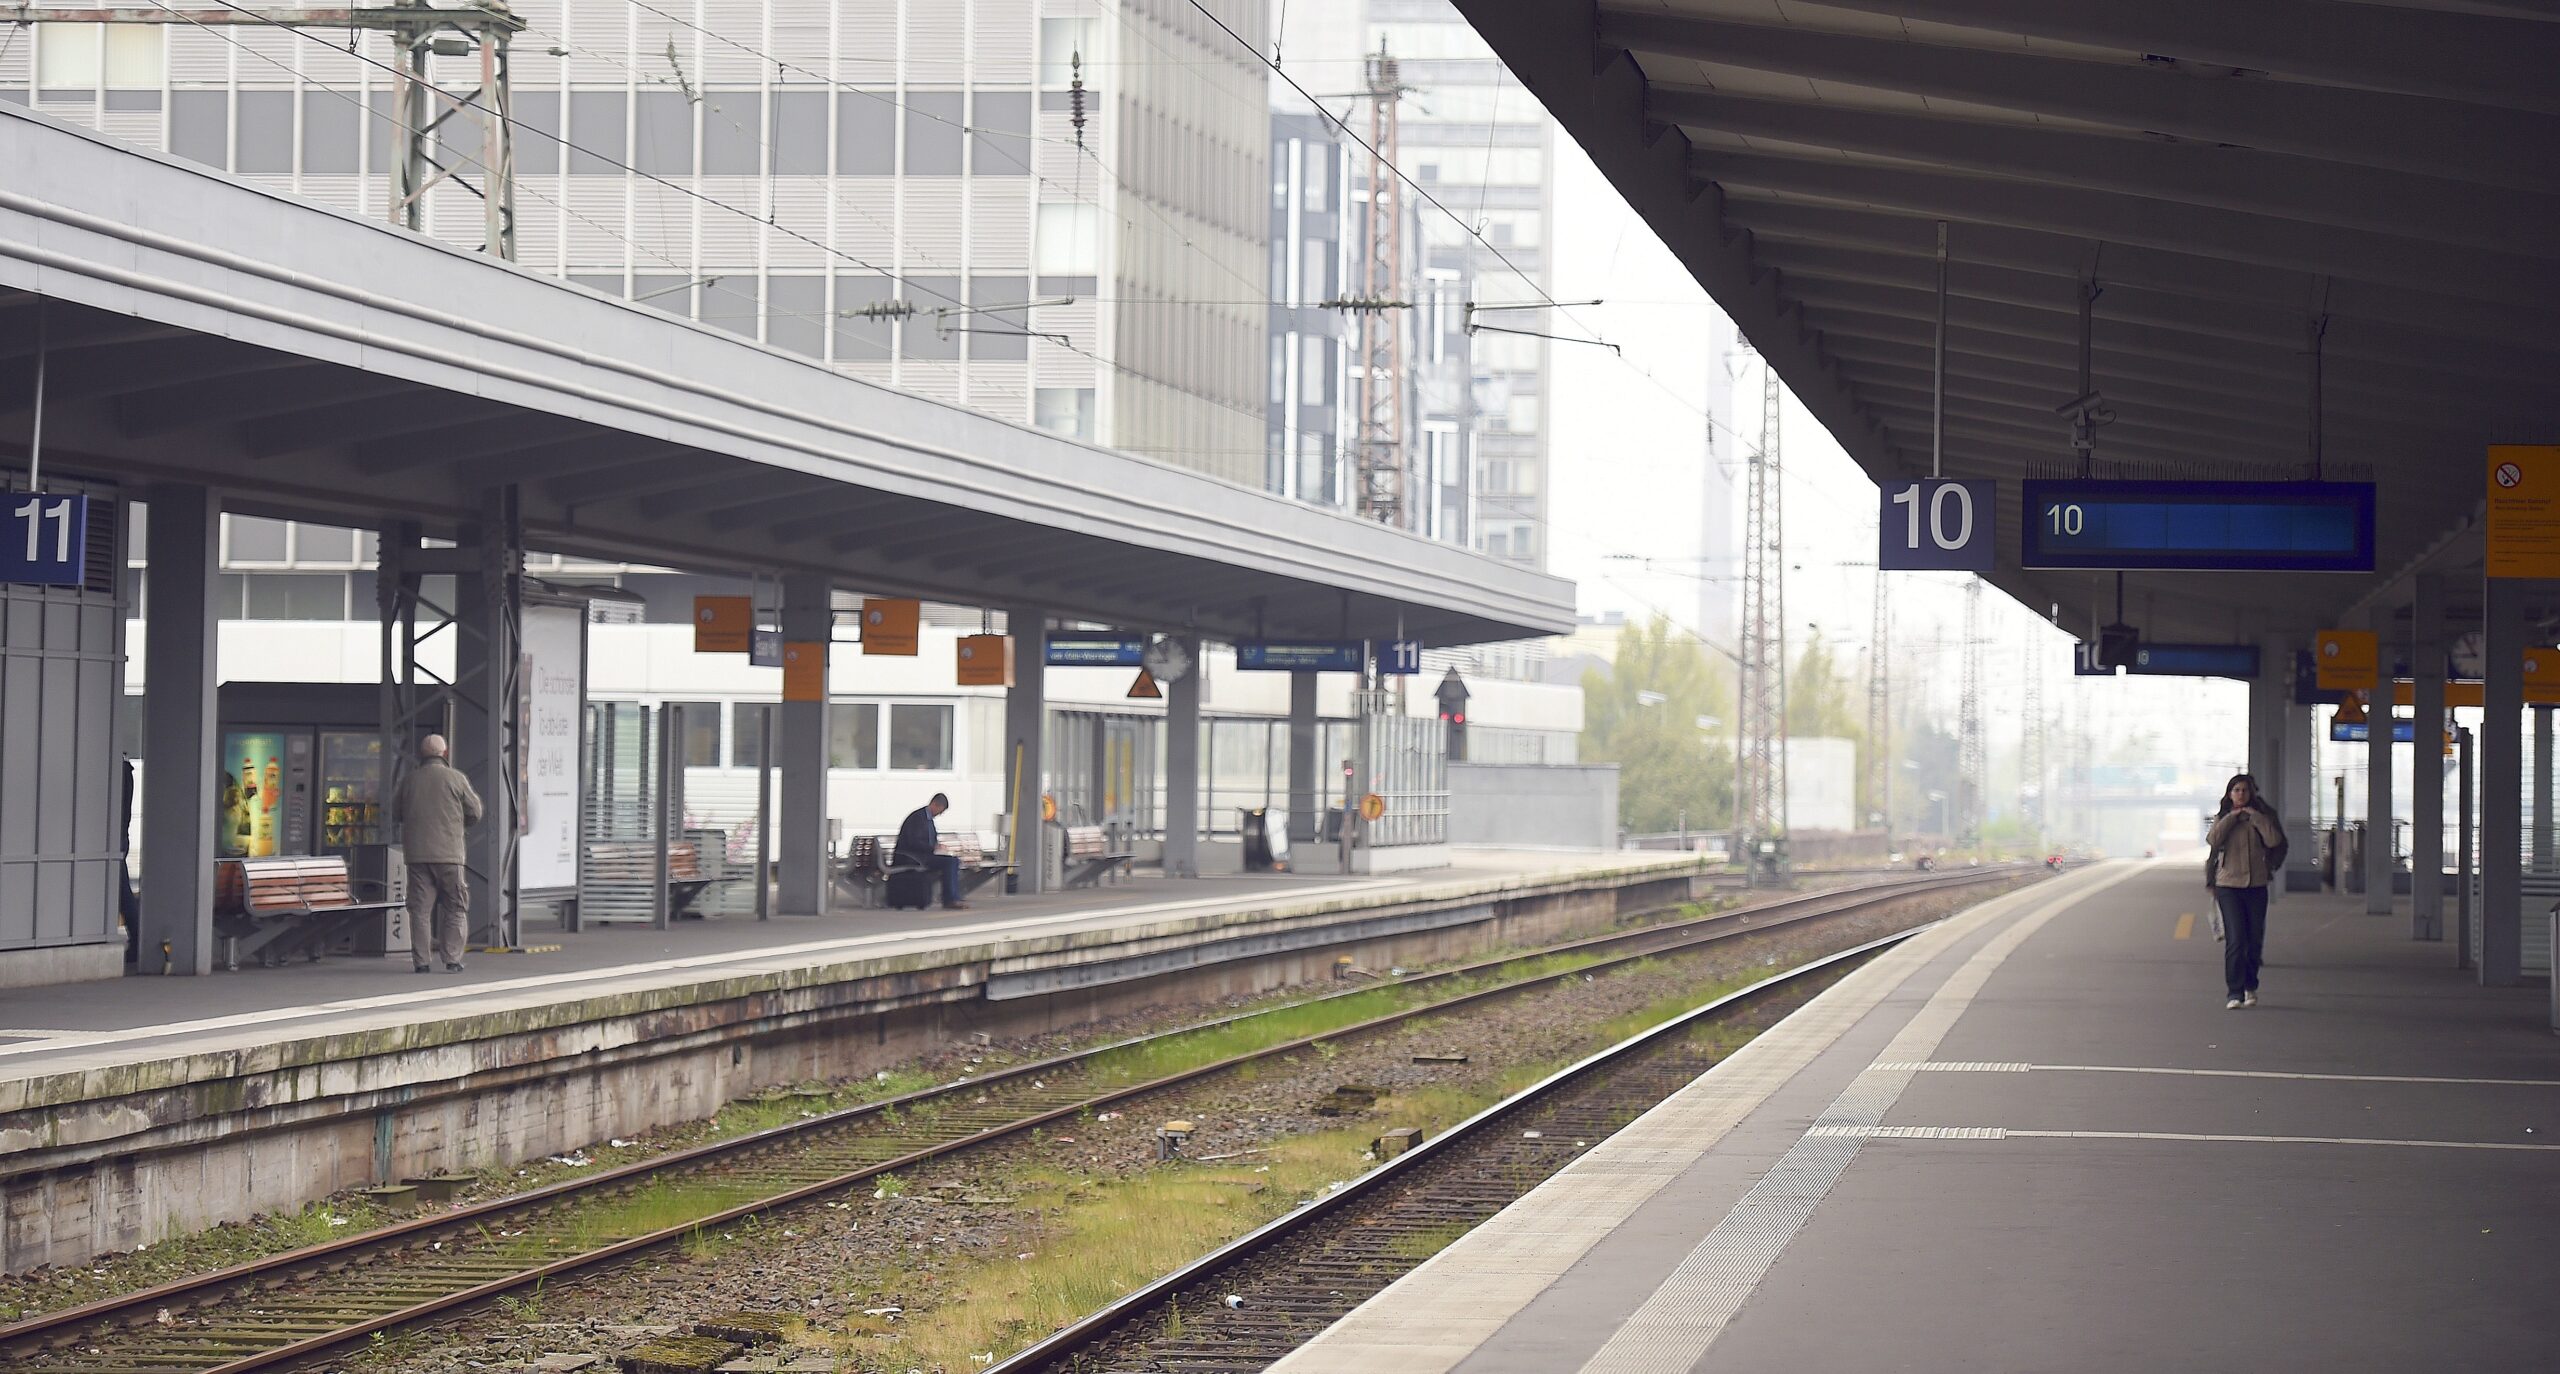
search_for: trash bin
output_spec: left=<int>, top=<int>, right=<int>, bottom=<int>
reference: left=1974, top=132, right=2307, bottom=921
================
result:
left=1241, top=808, right=1292, bottom=872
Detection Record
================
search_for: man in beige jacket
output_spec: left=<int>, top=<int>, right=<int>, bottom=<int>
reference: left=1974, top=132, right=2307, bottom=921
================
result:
left=395, top=734, right=484, bottom=973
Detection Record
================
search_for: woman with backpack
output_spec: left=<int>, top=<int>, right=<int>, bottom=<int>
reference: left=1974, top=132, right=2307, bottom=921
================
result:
left=2205, top=773, right=2288, bottom=1009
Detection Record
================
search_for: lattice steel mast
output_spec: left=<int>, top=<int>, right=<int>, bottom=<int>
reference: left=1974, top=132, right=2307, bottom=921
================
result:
left=1737, top=347, right=1788, bottom=878
left=1866, top=569, right=1890, bottom=844
left=1351, top=41, right=1409, bottom=528
left=2022, top=628, right=2046, bottom=843
left=1958, top=578, right=1987, bottom=847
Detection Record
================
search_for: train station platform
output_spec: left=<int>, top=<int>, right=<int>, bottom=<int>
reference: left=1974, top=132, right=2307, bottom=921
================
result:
left=0, top=847, right=1709, bottom=1273
left=1279, top=860, right=2560, bottom=1374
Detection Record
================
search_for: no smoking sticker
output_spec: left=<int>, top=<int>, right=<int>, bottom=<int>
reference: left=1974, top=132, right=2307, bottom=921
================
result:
left=2488, top=447, right=2560, bottom=580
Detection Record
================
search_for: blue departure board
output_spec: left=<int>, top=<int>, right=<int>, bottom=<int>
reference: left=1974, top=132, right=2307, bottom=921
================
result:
left=2019, top=480, right=2375, bottom=572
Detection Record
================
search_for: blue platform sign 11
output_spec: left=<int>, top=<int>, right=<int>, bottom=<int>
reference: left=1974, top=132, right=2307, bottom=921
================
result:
left=1379, top=639, right=1423, bottom=676
left=1238, top=641, right=1365, bottom=672
left=2, top=492, right=87, bottom=587
left=1879, top=480, right=1994, bottom=572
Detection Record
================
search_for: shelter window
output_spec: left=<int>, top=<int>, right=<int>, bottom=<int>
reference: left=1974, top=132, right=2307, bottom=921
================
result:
left=731, top=702, right=776, bottom=769
left=669, top=701, right=722, bottom=767
left=243, top=573, right=347, bottom=620
left=888, top=703, right=954, bottom=771
left=830, top=701, right=881, bottom=769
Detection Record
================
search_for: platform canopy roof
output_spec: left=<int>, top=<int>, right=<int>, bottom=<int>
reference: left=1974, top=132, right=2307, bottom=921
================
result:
left=1456, top=0, right=2560, bottom=644
left=0, top=107, right=1572, bottom=648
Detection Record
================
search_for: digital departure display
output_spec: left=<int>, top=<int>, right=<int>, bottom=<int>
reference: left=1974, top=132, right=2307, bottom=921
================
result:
left=2019, top=480, right=2376, bottom=572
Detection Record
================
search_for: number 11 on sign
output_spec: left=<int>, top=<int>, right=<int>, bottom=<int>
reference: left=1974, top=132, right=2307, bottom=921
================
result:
left=1878, top=479, right=1994, bottom=572
left=2, top=492, right=86, bottom=587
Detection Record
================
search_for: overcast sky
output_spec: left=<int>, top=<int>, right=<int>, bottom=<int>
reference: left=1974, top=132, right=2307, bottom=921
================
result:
left=1538, top=133, right=2257, bottom=793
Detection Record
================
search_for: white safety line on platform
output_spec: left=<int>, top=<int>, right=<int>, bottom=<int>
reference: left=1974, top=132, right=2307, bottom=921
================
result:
left=0, top=878, right=1411, bottom=1063
left=1836, top=1125, right=2560, bottom=1152
left=1874, top=1062, right=2560, bottom=1088
left=1573, top=866, right=2140, bottom=1374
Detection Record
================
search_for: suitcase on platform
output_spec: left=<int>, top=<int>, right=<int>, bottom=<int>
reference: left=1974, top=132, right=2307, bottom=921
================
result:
left=885, top=868, right=936, bottom=910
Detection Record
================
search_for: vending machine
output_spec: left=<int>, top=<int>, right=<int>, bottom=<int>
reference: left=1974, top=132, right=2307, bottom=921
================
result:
left=214, top=683, right=409, bottom=957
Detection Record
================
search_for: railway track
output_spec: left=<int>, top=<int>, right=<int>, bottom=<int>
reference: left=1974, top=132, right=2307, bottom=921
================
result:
left=0, top=866, right=2023, bottom=1374
left=990, top=930, right=1911, bottom=1374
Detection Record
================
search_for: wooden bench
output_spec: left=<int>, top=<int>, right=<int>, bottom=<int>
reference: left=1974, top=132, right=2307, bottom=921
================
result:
left=1061, top=825, right=1135, bottom=889
left=579, top=840, right=712, bottom=923
left=213, top=856, right=403, bottom=971
left=845, top=831, right=1012, bottom=908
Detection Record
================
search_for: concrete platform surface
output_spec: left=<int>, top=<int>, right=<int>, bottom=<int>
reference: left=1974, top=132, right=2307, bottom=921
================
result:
left=1275, top=861, right=2560, bottom=1374
left=0, top=848, right=1688, bottom=1084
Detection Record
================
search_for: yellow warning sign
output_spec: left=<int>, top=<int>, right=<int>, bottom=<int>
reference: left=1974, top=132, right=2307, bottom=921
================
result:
left=2314, top=630, right=2378, bottom=692
left=2487, top=445, right=2560, bottom=580
left=2333, top=692, right=2368, bottom=726
left=1359, top=792, right=1387, bottom=822
left=1127, top=668, right=1162, bottom=699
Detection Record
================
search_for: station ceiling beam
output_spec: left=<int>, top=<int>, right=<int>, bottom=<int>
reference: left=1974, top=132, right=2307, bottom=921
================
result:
left=1593, top=7, right=2560, bottom=191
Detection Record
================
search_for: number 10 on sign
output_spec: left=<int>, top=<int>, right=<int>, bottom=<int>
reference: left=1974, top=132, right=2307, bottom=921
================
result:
left=2, top=492, right=87, bottom=587
left=1878, top=479, right=1994, bottom=572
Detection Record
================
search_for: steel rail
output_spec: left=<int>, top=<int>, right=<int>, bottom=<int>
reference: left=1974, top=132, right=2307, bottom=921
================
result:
left=0, top=866, right=2022, bottom=1373
left=986, top=925, right=1925, bottom=1374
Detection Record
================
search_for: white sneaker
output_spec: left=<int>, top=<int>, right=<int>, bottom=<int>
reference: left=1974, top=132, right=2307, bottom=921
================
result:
left=2243, top=991, right=2258, bottom=1007
left=2226, top=997, right=2243, bottom=1009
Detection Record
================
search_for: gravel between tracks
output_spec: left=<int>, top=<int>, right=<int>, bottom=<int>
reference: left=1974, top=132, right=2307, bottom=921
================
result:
left=325, top=879, right=2013, bottom=1374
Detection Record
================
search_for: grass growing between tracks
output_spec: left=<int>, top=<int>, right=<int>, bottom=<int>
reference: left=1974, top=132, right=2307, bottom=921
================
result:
left=823, top=953, right=1820, bottom=1373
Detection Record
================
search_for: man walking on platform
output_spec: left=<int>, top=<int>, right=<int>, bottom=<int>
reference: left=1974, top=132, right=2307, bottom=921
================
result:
left=396, top=734, right=483, bottom=972
left=896, top=792, right=968, bottom=910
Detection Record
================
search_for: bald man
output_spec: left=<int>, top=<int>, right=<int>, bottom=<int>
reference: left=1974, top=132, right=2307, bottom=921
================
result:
left=394, top=734, right=483, bottom=972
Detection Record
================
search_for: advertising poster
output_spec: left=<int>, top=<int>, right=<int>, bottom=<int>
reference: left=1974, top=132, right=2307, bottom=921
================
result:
left=220, top=731, right=288, bottom=858
left=520, top=603, right=587, bottom=891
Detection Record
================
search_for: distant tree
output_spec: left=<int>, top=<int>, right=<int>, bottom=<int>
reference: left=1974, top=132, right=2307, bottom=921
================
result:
left=1581, top=617, right=1734, bottom=835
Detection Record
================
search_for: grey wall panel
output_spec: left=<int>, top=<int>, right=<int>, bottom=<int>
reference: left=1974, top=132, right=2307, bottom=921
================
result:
left=0, top=477, right=125, bottom=953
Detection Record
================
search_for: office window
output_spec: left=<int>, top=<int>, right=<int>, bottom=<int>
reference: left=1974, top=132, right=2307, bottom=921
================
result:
left=731, top=702, right=775, bottom=768
left=514, top=89, right=561, bottom=175
left=633, top=90, right=693, bottom=174
left=234, top=90, right=293, bottom=174
left=105, top=25, right=160, bottom=87
left=971, top=90, right=1032, bottom=174
left=243, top=573, right=347, bottom=620
left=701, top=90, right=762, bottom=174
left=889, top=703, right=954, bottom=770
left=295, top=524, right=356, bottom=563
left=1034, top=387, right=1094, bottom=442
left=215, top=573, right=247, bottom=618
left=169, top=89, right=229, bottom=168
left=227, top=515, right=289, bottom=563
left=301, top=91, right=360, bottom=174
left=837, top=92, right=894, bottom=174
left=767, top=274, right=825, bottom=357
left=632, top=274, right=691, bottom=316
left=701, top=277, right=759, bottom=337
left=830, top=701, right=880, bottom=769
left=1039, top=18, right=1098, bottom=88
left=568, top=92, right=626, bottom=174
left=967, top=276, right=1028, bottom=360
left=903, top=90, right=964, bottom=174
left=901, top=274, right=962, bottom=360
left=772, top=90, right=826, bottom=173
left=669, top=701, right=722, bottom=767
left=36, top=23, right=99, bottom=93
left=834, top=273, right=897, bottom=361
left=1035, top=203, right=1097, bottom=276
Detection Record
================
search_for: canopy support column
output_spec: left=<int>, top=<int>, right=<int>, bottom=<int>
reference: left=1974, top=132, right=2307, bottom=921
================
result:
left=139, top=483, right=219, bottom=976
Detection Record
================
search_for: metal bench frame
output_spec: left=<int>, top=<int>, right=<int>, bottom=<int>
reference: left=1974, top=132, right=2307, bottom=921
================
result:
left=1061, top=825, right=1136, bottom=889
left=214, top=856, right=403, bottom=972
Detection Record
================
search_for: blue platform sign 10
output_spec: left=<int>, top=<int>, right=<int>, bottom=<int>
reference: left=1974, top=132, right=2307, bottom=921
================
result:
left=1879, top=480, right=1994, bottom=572
left=2, top=492, right=87, bottom=587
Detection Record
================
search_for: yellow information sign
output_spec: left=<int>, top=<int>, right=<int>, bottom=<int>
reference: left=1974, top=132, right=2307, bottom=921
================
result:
left=781, top=640, right=826, bottom=702
left=861, top=598, right=921, bottom=656
left=1359, top=792, right=1387, bottom=822
left=692, top=595, right=752, bottom=654
left=2314, top=630, right=2378, bottom=692
left=2487, top=445, right=2560, bottom=579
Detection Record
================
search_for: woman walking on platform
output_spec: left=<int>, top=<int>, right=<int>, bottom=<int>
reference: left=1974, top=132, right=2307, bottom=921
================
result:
left=2206, top=773, right=2286, bottom=1009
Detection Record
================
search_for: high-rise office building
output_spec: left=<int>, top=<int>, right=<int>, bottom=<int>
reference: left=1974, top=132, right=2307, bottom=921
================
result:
left=2, top=0, right=1269, bottom=482
left=1270, top=0, right=1550, bottom=569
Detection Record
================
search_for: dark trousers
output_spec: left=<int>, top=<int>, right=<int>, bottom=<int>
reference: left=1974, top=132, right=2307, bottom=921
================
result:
left=930, top=854, right=963, bottom=905
left=2213, top=884, right=2270, bottom=997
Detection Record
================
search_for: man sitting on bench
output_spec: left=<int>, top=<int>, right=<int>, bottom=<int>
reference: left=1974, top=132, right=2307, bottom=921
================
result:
left=896, top=792, right=968, bottom=911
